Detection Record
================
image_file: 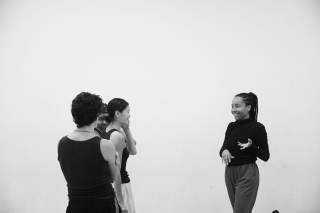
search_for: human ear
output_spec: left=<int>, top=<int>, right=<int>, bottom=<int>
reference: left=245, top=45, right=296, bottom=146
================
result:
left=247, top=105, right=251, bottom=112
left=115, top=110, right=121, bottom=118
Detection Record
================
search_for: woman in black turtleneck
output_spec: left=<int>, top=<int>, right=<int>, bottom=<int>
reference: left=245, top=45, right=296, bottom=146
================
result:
left=219, top=92, right=270, bottom=213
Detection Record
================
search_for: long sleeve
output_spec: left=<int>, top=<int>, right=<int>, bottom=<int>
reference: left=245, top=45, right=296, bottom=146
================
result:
left=219, top=122, right=235, bottom=157
left=249, top=124, right=270, bottom=161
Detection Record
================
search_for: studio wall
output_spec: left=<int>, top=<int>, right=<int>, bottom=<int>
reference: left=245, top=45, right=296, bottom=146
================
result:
left=0, top=1, right=319, bottom=212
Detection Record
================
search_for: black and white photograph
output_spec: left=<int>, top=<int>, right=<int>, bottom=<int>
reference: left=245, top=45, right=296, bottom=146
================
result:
left=0, top=1, right=319, bottom=212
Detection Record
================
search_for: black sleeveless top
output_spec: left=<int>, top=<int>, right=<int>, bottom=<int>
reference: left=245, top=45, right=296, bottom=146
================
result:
left=58, top=136, right=116, bottom=200
left=101, top=129, right=130, bottom=184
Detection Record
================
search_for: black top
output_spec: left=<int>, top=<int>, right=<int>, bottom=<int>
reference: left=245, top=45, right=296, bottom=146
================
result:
left=58, top=136, right=116, bottom=200
left=101, top=129, right=130, bottom=184
left=94, top=128, right=102, bottom=137
left=219, top=118, right=270, bottom=166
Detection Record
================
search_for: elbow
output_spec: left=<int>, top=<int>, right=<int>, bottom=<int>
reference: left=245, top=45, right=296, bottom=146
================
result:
left=262, top=154, right=270, bottom=162
left=129, top=150, right=137, bottom=155
left=110, top=173, right=118, bottom=182
left=109, top=168, right=119, bottom=182
left=266, top=154, right=270, bottom=162
left=127, top=147, right=137, bottom=155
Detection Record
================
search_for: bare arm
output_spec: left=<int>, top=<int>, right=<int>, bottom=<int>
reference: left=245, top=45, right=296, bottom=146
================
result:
left=100, top=139, right=119, bottom=181
left=110, top=132, right=127, bottom=211
left=120, top=127, right=137, bottom=155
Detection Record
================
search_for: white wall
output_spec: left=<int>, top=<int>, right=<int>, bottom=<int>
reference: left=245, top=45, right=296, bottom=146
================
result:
left=0, top=0, right=319, bottom=212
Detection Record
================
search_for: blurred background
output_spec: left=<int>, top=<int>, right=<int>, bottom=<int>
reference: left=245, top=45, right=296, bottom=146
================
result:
left=0, top=0, right=319, bottom=212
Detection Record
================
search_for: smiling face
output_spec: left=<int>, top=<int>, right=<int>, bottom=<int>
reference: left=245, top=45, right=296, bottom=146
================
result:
left=96, top=114, right=109, bottom=131
left=117, top=105, right=130, bottom=126
left=231, top=96, right=251, bottom=120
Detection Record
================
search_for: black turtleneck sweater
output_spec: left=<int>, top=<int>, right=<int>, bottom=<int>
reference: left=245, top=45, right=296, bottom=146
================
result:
left=219, top=118, right=270, bottom=166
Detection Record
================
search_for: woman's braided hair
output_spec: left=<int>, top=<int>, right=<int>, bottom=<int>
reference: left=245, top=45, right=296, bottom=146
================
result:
left=235, top=92, right=259, bottom=121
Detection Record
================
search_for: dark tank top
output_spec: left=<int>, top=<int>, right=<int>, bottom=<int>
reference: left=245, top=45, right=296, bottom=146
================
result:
left=58, top=136, right=116, bottom=200
left=101, top=129, right=130, bottom=184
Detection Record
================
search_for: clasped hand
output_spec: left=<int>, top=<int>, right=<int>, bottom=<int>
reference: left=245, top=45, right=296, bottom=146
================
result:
left=221, top=139, right=252, bottom=165
left=238, top=138, right=252, bottom=150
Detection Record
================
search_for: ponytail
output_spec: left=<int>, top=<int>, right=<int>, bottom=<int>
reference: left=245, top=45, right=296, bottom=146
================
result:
left=235, top=92, right=259, bottom=121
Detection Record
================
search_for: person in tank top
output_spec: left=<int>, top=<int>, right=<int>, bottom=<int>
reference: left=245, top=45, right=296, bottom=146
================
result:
left=219, top=92, right=270, bottom=213
left=58, top=92, right=121, bottom=213
left=102, top=98, right=137, bottom=213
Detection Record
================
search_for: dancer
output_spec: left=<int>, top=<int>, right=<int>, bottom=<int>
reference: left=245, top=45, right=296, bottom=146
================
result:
left=102, top=98, right=137, bottom=213
left=219, top=92, right=270, bottom=213
left=95, top=103, right=109, bottom=137
left=58, top=92, right=120, bottom=213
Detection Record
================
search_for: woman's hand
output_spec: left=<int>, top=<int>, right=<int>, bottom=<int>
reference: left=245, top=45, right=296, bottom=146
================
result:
left=238, top=138, right=252, bottom=150
left=115, top=152, right=120, bottom=166
left=221, top=149, right=234, bottom=165
left=122, top=120, right=130, bottom=131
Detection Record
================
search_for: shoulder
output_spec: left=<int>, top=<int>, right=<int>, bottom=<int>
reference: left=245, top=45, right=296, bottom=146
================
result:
left=224, top=122, right=235, bottom=134
left=109, top=131, right=126, bottom=149
left=252, top=121, right=267, bottom=133
left=253, top=121, right=265, bottom=128
left=227, top=122, right=235, bottom=127
left=100, top=139, right=116, bottom=151
left=111, top=131, right=125, bottom=141
left=57, top=136, right=69, bottom=153
left=59, top=135, right=68, bottom=141
left=226, top=122, right=235, bottom=130
left=58, top=136, right=69, bottom=145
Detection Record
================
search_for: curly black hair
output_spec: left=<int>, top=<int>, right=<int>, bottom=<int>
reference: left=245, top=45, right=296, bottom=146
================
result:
left=71, top=92, right=103, bottom=128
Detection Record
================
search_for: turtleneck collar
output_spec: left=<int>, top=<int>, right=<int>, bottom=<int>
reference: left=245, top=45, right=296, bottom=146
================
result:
left=235, top=117, right=254, bottom=125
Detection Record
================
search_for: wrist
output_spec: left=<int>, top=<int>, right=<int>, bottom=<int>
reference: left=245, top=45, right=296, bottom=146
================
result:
left=123, top=128, right=130, bottom=132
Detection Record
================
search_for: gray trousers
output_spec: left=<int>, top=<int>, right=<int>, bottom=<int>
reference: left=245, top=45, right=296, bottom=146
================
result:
left=225, top=163, right=260, bottom=213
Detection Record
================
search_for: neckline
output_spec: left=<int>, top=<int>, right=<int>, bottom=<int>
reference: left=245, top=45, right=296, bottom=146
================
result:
left=235, top=117, right=253, bottom=124
left=74, top=130, right=95, bottom=134
left=66, top=136, right=98, bottom=142
left=105, top=128, right=119, bottom=133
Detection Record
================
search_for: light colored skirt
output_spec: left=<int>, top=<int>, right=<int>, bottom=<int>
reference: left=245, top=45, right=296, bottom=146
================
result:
left=121, top=182, right=136, bottom=213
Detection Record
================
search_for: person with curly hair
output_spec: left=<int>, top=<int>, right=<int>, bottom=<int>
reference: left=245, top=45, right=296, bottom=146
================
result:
left=58, top=92, right=121, bottom=213
left=95, top=103, right=109, bottom=137
left=102, top=98, right=137, bottom=213
left=220, top=92, right=270, bottom=213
